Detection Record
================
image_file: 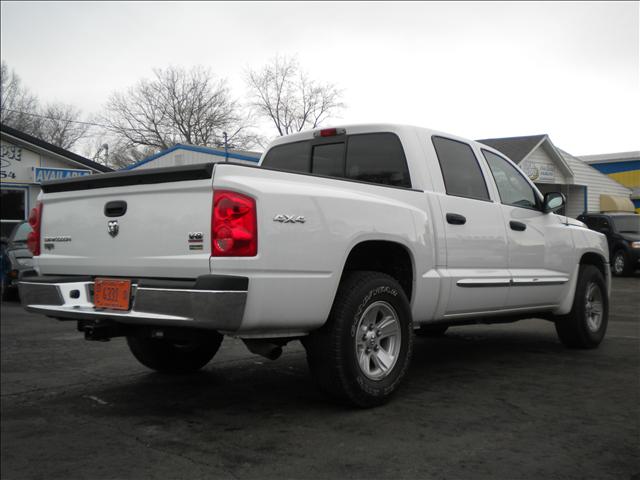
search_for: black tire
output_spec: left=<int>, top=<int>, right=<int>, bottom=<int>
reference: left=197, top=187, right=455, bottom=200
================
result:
left=611, top=249, right=632, bottom=277
left=303, top=271, right=413, bottom=408
left=555, top=265, right=608, bottom=349
left=416, top=325, right=448, bottom=337
left=126, top=331, right=223, bottom=373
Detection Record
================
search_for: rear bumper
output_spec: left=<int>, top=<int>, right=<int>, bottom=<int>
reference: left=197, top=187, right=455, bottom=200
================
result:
left=18, top=274, right=247, bottom=332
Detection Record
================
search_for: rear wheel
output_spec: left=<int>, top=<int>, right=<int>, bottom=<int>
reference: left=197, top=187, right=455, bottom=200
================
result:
left=303, top=271, right=413, bottom=408
left=555, top=265, right=608, bottom=349
left=126, top=331, right=223, bottom=373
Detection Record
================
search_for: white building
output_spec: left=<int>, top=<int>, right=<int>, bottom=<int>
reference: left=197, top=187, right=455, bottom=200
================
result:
left=477, top=135, right=632, bottom=218
left=1, top=124, right=112, bottom=238
left=125, top=144, right=261, bottom=171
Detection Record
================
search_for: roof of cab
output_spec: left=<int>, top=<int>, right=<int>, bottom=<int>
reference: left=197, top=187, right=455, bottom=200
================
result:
left=266, top=123, right=482, bottom=148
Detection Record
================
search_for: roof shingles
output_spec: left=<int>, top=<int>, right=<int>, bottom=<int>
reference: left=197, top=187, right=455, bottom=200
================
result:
left=476, top=134, right=547, bottom=164
left=0, top=123, right=113, bottom=172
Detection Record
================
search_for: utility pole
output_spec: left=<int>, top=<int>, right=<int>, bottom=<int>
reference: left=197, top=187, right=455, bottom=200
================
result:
left=223, top=132, right=229, bottom=162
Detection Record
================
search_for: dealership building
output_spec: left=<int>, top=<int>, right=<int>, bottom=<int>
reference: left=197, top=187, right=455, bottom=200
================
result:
left=0, top=124, right=113, bottom=238
left=478, top=134, right=632, bottom=218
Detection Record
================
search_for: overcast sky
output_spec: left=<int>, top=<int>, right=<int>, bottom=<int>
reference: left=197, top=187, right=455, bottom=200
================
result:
left=1, top=1, right=638, bottom=155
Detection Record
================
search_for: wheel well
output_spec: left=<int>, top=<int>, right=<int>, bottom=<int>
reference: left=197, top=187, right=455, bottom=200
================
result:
left=580, top=252, right=607, bottom=279
left=341, top=241, right=414, bottom=300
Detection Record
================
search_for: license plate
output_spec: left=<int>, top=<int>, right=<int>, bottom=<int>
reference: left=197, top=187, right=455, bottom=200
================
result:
left=94, top=278, right=131, bottom=310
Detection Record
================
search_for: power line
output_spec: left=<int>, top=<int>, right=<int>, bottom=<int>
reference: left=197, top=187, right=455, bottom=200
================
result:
left=2, top=108, right=250, bottom=149
left=3, top=108, right=111, bottom=129
left=2, top=108, right=181, bottom=133
left=2, top=108, right=242, bottom=143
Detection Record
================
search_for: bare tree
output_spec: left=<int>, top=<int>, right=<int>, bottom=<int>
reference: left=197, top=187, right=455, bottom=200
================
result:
left=34, top=104, right=91, bottom=150
left=87, top=135, right=156, bottom=170
left=247, top=55, right=344, bottom=136
left=1, top=61, right=40, bottom=132
left=102, top=66, right=256, bottom=152
left=1, top=61, right=91, bottom=150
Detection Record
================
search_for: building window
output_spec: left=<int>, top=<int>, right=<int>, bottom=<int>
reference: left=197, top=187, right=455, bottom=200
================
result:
left=1, top=188, right=27, bottom=238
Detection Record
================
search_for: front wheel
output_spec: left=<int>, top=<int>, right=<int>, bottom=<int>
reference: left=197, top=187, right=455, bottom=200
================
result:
left=127, top=331, right=223, bottom=373
left=303, top=271, right=413, bottom=408
left=611, top=250, right=632, bottom=276
left=555, top=265, right=608, bottom=349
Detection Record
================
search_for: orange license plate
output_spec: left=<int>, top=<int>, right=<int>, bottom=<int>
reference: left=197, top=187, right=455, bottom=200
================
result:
left=94, top=278, right=131, bottom=310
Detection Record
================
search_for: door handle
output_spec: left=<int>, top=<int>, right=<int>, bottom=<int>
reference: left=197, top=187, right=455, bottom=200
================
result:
left=104, top=200, right=127, bottom=217
left=446, top=213, right=466, bottom=225
left=510, top=221, right=526, bottom=231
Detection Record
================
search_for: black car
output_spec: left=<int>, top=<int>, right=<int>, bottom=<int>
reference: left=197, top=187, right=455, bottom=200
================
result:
left=577, top=212, right=640, bottom=276
left=1, top=222, right=34, bottom=300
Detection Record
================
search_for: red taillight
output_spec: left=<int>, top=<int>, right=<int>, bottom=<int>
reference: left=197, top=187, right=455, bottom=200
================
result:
left=27, top=202, right=43, bottom=256
left=212, top=190, right=257, bottom=257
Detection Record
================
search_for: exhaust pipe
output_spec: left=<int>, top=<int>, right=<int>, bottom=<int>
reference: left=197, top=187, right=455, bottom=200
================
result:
left=242, top=339, right=283, bottom=360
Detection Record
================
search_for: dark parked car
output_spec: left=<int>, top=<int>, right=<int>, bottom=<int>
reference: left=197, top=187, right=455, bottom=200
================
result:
left=1, top=222, right=34, bottom=300
left=577, top=212, right=640, bottom=276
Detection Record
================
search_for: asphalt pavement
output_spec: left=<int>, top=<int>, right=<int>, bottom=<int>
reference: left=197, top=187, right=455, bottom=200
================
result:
left=1, top=276, right=639, bottom=480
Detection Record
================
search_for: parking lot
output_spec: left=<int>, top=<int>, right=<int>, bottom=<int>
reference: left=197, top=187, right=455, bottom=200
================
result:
left=1, top=276, right=638, bottom=480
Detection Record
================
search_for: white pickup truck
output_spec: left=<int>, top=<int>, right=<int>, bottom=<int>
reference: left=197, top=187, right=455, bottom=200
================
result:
left=19, top=124, right=610, bottom=407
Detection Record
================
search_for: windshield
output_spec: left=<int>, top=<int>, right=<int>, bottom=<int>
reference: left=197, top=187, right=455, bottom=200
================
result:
left=11, top=222, right=32, bottom=242
left=612, top=215, right=640, bottom=234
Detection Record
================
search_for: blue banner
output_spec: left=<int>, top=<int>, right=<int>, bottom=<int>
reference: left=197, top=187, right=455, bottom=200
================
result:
left=33, top=167, right=91, bottom=183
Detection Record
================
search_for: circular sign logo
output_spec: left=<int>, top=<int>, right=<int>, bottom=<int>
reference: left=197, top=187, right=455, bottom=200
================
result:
left=524, top=165, right=539, bottom=181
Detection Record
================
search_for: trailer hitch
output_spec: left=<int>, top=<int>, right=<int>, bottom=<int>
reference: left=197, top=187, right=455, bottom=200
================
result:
left=78, top=320, right=125, bottom=342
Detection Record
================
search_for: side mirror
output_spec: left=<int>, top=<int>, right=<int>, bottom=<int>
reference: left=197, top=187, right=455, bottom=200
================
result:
left=543, top=192, right=565, bottom=213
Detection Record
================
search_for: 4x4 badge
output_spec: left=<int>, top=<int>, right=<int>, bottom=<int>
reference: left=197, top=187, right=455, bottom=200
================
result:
left=108, top=220, right=119, bottom=237
left=273, top=214, right=306, bottom=224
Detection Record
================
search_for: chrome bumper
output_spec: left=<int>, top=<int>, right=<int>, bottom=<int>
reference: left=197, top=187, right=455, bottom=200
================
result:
left=18, top=275, right=247, bottom=332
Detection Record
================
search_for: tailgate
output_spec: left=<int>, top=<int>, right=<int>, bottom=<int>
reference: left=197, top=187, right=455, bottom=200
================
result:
left=36, top=164, right=214, bottom=278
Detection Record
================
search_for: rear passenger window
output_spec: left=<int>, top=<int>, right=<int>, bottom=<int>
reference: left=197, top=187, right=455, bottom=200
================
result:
left=262, top=141, right=310, bottom=172
left=432, top=137, right=490, bottom=201
left=346, top=133, right=410, bottom=187
left=312, top=143, right=345, bottom=177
